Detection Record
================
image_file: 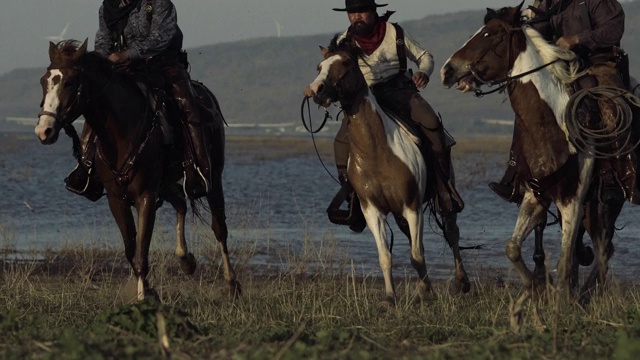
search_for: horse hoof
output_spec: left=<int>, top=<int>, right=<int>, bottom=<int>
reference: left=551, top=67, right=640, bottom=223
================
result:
left=179, top=253, right=197, bottom=275
left=577, top=246, right=595, bottom=267
left=229, top=280, right=242, bottom=299
left=458, top=280, right=471, bottom=294
left=379, top=296, right=396, bottom=308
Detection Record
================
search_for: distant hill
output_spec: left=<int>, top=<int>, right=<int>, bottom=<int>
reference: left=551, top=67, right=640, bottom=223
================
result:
left=3, top=3, right=640, bottom=135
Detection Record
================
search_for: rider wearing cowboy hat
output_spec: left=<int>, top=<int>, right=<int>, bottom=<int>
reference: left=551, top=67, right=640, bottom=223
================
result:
left=328, top=0, right=464, bottom=232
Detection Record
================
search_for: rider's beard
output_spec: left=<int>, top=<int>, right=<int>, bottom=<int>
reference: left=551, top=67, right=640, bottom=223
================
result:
left=352, top=21, right=374, bottom=36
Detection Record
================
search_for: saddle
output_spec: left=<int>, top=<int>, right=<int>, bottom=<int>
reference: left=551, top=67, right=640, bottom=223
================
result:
left=380, top=106, right=455, bottom=204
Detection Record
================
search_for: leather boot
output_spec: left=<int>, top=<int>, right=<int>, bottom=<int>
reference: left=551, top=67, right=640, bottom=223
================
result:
left=182, top=121, right=211, bottom=199
left=488, top=149, right=522, bottom=203
left=326, top=173, right=366, bottom=233
left=64, top=124, right=103, bottom=202
left=433, top=149, right=464, bottom=214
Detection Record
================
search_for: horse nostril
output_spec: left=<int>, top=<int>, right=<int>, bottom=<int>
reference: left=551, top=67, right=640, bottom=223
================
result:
left=44, top=128, right=53, bottom=139
left=316, top=83, right=324, bottom=95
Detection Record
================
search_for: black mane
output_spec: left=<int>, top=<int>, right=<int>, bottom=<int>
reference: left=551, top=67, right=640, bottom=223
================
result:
left=328, top=33, right=365, bottom=60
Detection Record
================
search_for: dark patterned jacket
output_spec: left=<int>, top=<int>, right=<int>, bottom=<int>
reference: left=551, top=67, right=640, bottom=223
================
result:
left=95, top=0, right=183, bottom=60
left=532, top=0, right=624, bottom=54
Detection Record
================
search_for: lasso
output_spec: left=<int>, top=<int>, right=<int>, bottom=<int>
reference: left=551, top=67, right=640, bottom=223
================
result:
left=565, top=86, right=640, bottom=158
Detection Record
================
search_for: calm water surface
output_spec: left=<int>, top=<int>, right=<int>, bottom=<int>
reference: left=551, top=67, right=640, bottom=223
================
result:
left=2, top=132, right=639, bottom=282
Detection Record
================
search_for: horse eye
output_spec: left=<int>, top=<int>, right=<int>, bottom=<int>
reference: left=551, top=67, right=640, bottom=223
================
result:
left=483, top=32, right=491, bottom=38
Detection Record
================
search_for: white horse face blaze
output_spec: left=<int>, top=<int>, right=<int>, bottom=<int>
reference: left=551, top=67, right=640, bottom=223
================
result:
left=308, top=54, right=344, bottom=107
left=35, top=70, right=64, bottom=142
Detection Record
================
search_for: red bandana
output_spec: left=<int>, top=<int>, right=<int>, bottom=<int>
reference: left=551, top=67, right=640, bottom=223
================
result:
left=352, top=20, right=387, bottom=55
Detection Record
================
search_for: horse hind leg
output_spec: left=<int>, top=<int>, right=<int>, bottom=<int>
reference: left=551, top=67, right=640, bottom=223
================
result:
left=579, top=197, right=622, bottom=305
left=401, top=208, right=431, bottom=301
left=441, top=213, right=471, bottom=294
left=206, top=176, right=241, bottom=298
left=162, top=183, right=196, bottom=275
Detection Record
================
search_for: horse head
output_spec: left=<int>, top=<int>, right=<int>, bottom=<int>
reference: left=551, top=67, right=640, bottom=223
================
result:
left=307, top=34, right=367, bottom=108
left=441, top=3, right=526, bottom=92
left=36, top=39, right=89, bottom=144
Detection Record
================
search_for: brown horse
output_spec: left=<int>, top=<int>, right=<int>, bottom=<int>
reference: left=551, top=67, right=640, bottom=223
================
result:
left=441, top=4, right=631, bottom=300
left=306, top=38, right=470, bottom=305
left=35, top=40, right=240, bottom=301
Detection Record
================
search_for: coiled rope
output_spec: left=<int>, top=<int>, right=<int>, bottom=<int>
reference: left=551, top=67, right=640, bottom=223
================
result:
left=564, top=86, right=640, bottom=158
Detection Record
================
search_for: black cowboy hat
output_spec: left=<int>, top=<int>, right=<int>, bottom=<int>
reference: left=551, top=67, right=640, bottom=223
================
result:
left=333, top=0, right=388, bottom=12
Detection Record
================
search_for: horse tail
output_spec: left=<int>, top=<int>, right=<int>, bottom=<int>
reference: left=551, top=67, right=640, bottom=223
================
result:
left=191, top=80, right=228, bottom=127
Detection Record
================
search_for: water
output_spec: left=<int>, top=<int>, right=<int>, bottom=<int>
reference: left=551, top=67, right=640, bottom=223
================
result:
left=2, top=132, right=640, bottom=282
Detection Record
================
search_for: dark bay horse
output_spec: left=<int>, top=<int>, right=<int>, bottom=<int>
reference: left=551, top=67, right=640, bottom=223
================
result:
left=306, top=39, right=470, bottom=305
left=35, top=40, right=240, bottom=300
left=440, top=4, right=631, bottom=301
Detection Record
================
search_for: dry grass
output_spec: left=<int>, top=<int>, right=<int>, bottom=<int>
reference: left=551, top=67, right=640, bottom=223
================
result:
left=2, top=237, right=640, bottom=359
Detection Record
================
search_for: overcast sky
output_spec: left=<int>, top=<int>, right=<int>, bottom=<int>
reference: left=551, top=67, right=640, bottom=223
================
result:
left=0, top=0, right=513, bottom=75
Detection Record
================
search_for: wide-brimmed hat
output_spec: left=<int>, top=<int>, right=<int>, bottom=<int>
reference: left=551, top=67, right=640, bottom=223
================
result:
left=333, top=0, right=388, bottom=12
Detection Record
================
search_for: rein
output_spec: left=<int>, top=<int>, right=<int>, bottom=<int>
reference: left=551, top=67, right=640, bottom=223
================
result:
left=300, top=95, right=340, bottom=184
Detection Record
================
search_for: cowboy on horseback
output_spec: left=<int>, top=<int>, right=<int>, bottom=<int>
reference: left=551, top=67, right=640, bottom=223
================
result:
left=65, top=0, right=212, bottom=200
left=490, top=0, right=639, bottom=206
left=326, top=0, right=464, bottom=231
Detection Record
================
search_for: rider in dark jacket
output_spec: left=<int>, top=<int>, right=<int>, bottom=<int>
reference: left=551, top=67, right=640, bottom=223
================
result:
left=490, top=0, right=636, bottom=205
left=66, top=0, right=211, bottom=200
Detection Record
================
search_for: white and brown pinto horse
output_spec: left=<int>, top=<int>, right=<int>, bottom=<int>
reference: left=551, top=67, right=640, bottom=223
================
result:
left=306, top=39, right=470, bottom=305
left=441, top=4, right=608, bottom=300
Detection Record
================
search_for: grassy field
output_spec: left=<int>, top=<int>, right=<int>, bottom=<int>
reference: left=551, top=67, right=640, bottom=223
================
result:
left=1, top=240, right=640, bottom=359
left=3, top=133, right=639, bottom=359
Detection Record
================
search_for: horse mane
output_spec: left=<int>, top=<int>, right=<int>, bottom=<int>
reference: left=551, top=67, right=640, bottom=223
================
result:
left=328, top=33, right=365, bottom=60
left=49, top=40, right=114, bottom=74
left=483, top=5, right=585, bottom=85
left=523, top=27, right=585, bottom=84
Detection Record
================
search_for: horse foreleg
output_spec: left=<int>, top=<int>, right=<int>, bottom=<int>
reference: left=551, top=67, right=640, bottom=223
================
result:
left=579, top=197, right=622, bottom=304
left=532, top=211, right=549, bottom=290
left=441, top=213, right=471, bottom=294
left=555, top=198, right=585, bottom=300
left=206, top=177, right=240, bottom=297
left=107, top=197, right=138, bottom=301
left=363, top=203, right=395, bottom=306
left=134, top=193, right=157, bottom=301
left=506, top=191, right=547, bottom=290
left=402, top=207, right=430, bottom=301
left=163, top=184, right=196, bottom=275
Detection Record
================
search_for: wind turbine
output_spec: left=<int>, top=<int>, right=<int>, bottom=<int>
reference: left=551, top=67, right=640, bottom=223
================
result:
left=274, top=20, right=284, bottom=38
left=45, top=22, right=71, bottom=42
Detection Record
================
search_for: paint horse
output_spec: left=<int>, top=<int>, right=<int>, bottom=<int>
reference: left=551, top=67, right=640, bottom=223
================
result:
left=441, top=4, right=634, bottom=300
left=306, top=38, right=470, bottom=305
left=35, top=40, right=240, bottom=301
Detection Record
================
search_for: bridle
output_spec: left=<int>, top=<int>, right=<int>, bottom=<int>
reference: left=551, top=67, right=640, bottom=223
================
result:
left=467, top=21, right=561, bottom=97
left=37, top=65, right=86, bottom=130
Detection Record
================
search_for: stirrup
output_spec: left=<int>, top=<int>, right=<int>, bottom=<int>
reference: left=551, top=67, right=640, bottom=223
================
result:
left=182, top=164, right=210, bottom=199
left=326, top=181, right=367, bottom=233
left=64, top=164, right=104, bottom=202
left=64, top=164, right=91, bottom=195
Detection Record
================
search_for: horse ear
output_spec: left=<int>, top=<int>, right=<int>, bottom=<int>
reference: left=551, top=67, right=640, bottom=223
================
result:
left=77, top=38, right=89, bottom=57
left=48, top=41, right=57, bottom=61
left=484, top=8, right=498, bottom=23
left=319, top=46, right=330, bottom=58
